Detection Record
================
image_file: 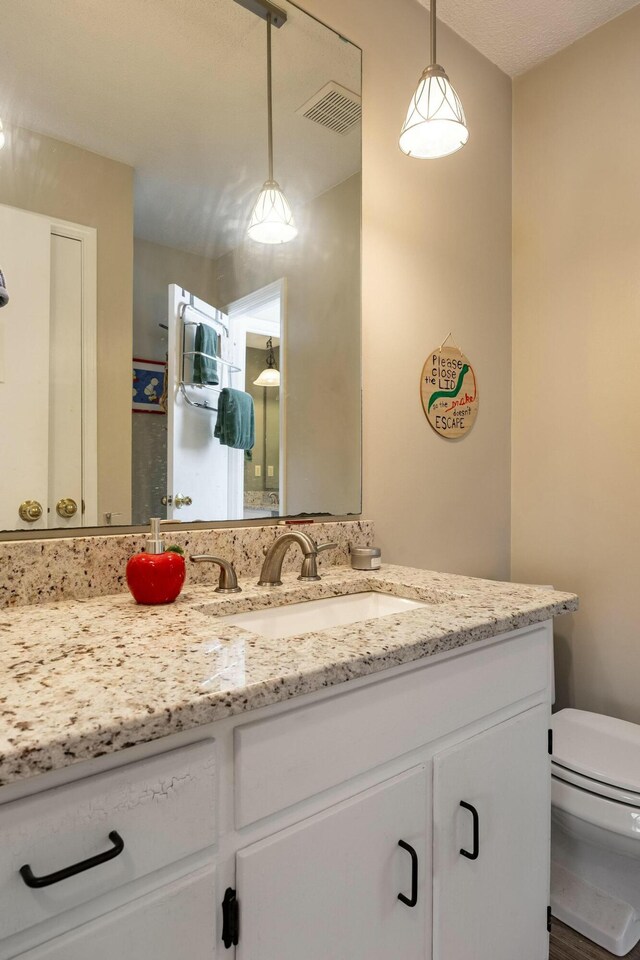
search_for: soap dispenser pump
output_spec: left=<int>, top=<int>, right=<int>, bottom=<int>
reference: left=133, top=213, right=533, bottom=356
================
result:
left=126, top=518, right=186, bottom=605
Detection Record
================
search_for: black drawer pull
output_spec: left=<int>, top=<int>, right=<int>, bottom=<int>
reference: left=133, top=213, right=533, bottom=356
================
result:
left=397, top=839, right=418, bottom=907
left=19, top=831, right=125, bottom=888
left=459, top=801, right=479, bottom=860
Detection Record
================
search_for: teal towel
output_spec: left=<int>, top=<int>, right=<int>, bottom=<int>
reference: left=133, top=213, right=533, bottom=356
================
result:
left=214, top=388, right=255, bottom=452
left=193, top=323, right=219, bottom=385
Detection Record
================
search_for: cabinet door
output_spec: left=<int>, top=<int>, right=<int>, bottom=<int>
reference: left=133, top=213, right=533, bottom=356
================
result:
left=15, top=866, right=215, bottom=960
left=237, top=765, right=429, bottom=960
left=433, top=704, right=550, bottom=960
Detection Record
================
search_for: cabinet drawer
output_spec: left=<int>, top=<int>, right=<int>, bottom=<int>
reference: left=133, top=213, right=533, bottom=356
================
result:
left=235, top=624, right=551, bottom=827
left=0, top=740, right=216, bottom=941
left=14, top=865, right=216, bottom=960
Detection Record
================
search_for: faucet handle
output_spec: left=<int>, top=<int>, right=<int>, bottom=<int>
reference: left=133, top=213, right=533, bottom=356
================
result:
left=190, top=555, right=242, bottom=594
left=316, top=541, right=338, bottom=553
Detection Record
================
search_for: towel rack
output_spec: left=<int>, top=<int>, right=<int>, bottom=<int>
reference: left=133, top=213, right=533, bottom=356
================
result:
left=179, top=382, right=219, bottom=412
left=180, top=301, right=229, bottom=334
left=179, top=301, right=240, bottom=413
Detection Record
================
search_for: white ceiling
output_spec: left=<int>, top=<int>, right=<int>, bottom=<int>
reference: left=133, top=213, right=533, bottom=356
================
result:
left=423, top=0, right=640, bottom=76
left=0, top=0, right=361, bottom=259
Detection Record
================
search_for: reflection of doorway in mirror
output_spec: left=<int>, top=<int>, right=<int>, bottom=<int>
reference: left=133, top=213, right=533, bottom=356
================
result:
left=0, top=203, right=98, bottom=531
left=228, top=281, right=285, bottom=520
left=166, top=286, right=245, bottom=524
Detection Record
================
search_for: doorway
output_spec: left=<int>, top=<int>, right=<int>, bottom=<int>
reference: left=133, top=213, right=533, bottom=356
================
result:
left=228, top=280, right=286, bottom=519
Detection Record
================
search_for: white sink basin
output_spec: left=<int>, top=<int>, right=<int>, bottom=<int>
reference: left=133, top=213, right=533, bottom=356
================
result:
left=217, top=591, right=427, bottom=639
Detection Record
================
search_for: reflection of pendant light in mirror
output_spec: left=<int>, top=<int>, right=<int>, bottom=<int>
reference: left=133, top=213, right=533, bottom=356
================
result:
left=254, top=337, right=280, bottom=387
left=248, top=10, right=297, bottom=244
left=0, top=118, right=5, bottom=151
left=398, top=0, right=468, bottom=159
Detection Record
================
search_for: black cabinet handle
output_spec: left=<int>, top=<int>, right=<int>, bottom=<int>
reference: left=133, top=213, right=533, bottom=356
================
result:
left=19, top=831, right=125, bottom=888
left=397, top=839, right=418, bottom=907
left=459, top=801, right=479, bottom=860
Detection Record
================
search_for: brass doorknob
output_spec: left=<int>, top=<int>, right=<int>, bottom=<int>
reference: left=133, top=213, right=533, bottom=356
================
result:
left=174, top=494, right=193, bottom=508
left=56, top=498, right=78, bottom=519
left=19, top=500, right=43, bottom=522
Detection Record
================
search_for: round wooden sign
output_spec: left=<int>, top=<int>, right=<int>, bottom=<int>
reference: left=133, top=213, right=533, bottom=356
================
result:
left=420, top=344, right=478, bottom=439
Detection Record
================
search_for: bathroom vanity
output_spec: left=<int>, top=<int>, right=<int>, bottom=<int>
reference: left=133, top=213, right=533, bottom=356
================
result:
left=0, top=565, right=577, bottom=960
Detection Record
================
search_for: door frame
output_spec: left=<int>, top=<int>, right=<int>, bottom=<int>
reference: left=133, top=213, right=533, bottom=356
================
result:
left=227, top=279, right=287, bottom=515
left=49, top=218, right=98, bottom=526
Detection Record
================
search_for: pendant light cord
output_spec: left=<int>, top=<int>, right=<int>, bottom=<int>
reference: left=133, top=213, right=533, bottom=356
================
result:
left=430, top=0, right=437, bottom=65
left=267, top=12, right=274, bottom=182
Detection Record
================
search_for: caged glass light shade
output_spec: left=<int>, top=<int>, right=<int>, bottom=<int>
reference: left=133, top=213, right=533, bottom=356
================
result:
left=399, top=65, right=469, bottom=159
left=248, top=179, right=297, bottom=245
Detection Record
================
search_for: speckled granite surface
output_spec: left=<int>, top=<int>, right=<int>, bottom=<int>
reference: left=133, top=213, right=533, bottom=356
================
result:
left=0, top=520, right=372, bottom=609
left=0, top=563, right=577, bottom=786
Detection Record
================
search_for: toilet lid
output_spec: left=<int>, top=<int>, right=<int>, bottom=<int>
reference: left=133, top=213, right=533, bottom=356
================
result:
left=552, top=709, right=640, bottom=795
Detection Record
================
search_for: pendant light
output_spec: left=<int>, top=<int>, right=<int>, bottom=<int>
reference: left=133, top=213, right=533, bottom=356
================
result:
left=398, top=0, right=469, bottom=159
left=248, top=12, right=297, bottom=244
left=253, top=337, right=280, bottom=387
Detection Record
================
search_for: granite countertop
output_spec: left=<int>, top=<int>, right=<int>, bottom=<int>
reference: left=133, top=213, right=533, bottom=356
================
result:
left=0, top=564, right=578, bottom=787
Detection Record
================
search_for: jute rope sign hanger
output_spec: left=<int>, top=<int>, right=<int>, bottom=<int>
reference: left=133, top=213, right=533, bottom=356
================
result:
left=420, top=333, right=479, bottom=439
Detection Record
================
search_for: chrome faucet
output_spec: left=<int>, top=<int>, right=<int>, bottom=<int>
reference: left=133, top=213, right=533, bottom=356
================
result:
left=258, top=532, right=337, bottom=586
left=190, top=555, right=242, bottom=594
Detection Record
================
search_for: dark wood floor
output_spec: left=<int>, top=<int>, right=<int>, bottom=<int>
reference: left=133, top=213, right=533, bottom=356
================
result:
left=550, top=919, right=640, bottom=960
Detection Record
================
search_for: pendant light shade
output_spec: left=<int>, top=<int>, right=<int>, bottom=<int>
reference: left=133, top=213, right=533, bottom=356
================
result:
left=253, top=337, right=280, bottom=387
left=399, top=65, right=468, bottom=159
left=248, top=179, right=297, bottom=245
left=254, top=365, right=281, bottom=387
left=248, top=12, right=297, bottom=245
left=399, top=0, right=468, bottom=159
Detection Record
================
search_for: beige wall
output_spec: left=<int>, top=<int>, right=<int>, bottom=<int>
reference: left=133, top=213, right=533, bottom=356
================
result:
left=512, top=6, right=640, bottom=722
left=133, top=238, right=219, bottom=361
left=300, top=0, right=513, bottom=576
left=0, top=126, right=133, bottom=524
left=216, top=175, right=362, bottom=517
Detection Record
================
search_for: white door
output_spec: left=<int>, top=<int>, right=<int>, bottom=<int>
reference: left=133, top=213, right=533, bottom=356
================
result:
left=15, top=866, right=215, bottom=960
left=48, top=234, right=83, bottom=528
left=236, top=765, right=430, bottom=960
left=0, top=205, right=93, bottom=531
left=0, top=204, right=51, bottom=530
left=433, top=704, right=551, bottom=960
left=167, top=285, right=243, bottom=521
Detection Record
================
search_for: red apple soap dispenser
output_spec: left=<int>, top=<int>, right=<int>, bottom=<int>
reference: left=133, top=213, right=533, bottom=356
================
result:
left=126, top=518, right=186, bottom=605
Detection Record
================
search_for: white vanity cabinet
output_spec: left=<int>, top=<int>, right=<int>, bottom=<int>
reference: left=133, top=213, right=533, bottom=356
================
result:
left=1, top=621, right=555, bottom=960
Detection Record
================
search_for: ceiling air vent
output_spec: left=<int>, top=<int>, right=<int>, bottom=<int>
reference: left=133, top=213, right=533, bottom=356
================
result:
left=296, top=82, right=361, bottom=136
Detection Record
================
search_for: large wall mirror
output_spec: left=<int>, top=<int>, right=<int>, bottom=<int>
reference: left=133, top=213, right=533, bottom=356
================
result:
left=0, top=0, right=361, bottom=533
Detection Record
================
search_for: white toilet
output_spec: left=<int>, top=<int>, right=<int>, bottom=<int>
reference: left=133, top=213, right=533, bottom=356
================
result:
left=551, top=708, right=640, bottom=956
